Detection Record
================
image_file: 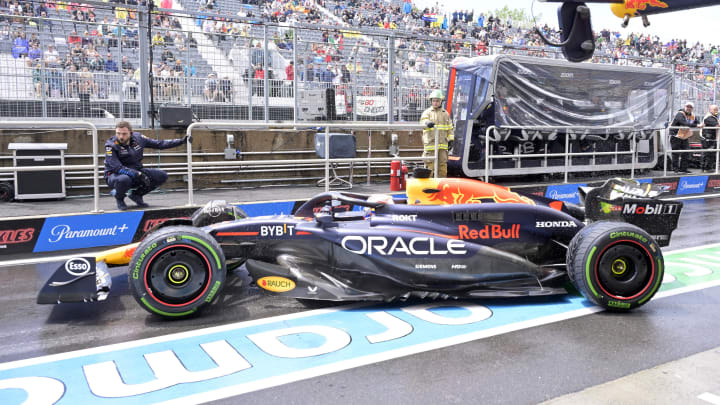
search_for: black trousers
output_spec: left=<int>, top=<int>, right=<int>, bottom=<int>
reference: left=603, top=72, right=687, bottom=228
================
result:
left=106, top=168, right=168, bottom=198
left=670, top=136, right=690, bottom=171
left=702, top=138, right=718, bottom=170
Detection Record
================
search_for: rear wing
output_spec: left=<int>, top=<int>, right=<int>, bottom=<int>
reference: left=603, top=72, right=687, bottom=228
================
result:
left=580, top=178, right=682, bottom=247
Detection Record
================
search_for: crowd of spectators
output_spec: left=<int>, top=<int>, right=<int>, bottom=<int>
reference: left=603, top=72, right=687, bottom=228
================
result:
left=1, top=0, right=719, bottom=104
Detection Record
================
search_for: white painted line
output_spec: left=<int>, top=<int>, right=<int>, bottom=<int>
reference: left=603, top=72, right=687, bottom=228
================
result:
left=665, top=193, right=720, bottom=201
left=699, top=392, right=720, bottom=405
left=157, top=279, right=720, bottom=405
left=0, top=249, right=111, bottom=268
left=0, top=302, right=371, bottom=371
left=158, top=306, right=607, bottom=405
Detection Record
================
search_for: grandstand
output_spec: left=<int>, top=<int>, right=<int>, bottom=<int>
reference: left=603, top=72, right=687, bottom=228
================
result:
left=0, top=0, right=717, bottom=123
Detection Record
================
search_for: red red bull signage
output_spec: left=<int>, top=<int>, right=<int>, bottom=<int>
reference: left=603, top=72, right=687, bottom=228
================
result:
left=458, top=224, right=520, bottom=240
left=626, top=0, right=669, bottom=10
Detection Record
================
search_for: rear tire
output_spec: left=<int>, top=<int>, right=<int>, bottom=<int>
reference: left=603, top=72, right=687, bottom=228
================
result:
left=128, top=226, right=226, bottom=318
left=567, top=222, right=663, bottom=311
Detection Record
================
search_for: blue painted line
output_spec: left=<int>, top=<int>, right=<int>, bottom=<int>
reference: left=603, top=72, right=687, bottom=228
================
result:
left=0, top=296, right=592, bottom=404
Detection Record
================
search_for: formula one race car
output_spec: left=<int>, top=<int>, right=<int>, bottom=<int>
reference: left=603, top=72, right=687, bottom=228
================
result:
left=38, top=170, right=683, bottom=317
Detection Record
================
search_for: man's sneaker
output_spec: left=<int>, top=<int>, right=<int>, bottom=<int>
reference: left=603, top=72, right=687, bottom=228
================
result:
left=116, top=197, right=128, bottom=211
left=128, top=193, right=149, bottom=208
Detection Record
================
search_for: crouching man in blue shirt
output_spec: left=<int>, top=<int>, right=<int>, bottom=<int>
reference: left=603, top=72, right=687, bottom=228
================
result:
left=104, top=121, right=191, bottom=210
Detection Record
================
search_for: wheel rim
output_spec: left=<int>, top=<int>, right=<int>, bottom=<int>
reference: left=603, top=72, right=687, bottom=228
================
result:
left=597, top=243, right=650, bottom=298
left=146, top=247, right=209, bottom=305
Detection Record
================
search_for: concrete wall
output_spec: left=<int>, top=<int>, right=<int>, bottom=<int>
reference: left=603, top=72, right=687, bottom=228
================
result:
left=0, top=128, right=423, bottom=194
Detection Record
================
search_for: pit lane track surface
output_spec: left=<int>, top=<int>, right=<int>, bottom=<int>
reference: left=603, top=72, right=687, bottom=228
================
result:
left=1, top=197, right=719, bottom=404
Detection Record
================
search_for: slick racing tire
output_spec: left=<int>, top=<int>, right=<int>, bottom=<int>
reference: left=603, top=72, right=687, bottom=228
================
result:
left=128, top=225, right=226, bottom=318
left=567, top=221, right=663, bottom=312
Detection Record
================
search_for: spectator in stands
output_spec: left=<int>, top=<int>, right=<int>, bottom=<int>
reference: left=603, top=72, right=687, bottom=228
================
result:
left=29, top=33, right=39, bottom=48
left=184, top=62, right=196, bottom=77
left=320, top=64, right=335, bottom=82
left=68, top=30, right=81, bottom=45
left=204, top=72, right=218, bottom=101
left=122, top=55, right=134, bottom=75
left=173, top=59, right=183, bottom=73
left=104, top=121, right=190, bottom=210
left=28, top=43, right=42, bottom=61
left=32, top=62, right=45, bottom=97
left=67, top=64, right=80, bottom=97
left=79, top=66, right=98, bottom=96
left=285, top=61, right=294, bottom=81
left=341, top=65, right=350, bottom=83
left=63, top=54, right=76, bottom=70
left=702, top=104, right=719, bottom=172
left=90, top=54, right=105, bottom=72
left=251, top=42, right=264, bottom=67
left=152, top=32, right=164, bottom=46
left=670, top=101, right=700, bottom=174
left=219, top=76, right=232, bottom=102
left=252, top=65, right=264, bottom=96
left=44, top=44, right=59, bottom=67
left=107, top=32, right=118, bottom=48
left=161, top=46, right=174, bottom=63
left=305, top=63, right=315, bottom=82
left=187, top=34, right=198, bottom=48
left=39, top=10, right=51, bottom=32
left=0, top=24, right=10, bottom=41
left=11, top=31, right=28, bottom=58
left=105, top=53, right=118, bottom=72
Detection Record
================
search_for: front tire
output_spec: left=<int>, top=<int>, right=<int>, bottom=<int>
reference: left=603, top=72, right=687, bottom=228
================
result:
left=128, top=226, right=226, bottom=318
left=567, top=222, right=663, bottom=311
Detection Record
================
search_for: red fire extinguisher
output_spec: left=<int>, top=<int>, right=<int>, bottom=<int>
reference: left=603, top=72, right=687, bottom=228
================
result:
left=400, top=162, right=408, bottom=191
left=390, top=159, right=402, bottom=191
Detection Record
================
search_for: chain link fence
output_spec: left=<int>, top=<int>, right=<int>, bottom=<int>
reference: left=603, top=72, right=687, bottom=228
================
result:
left=0, top=5, right=717, bottom=126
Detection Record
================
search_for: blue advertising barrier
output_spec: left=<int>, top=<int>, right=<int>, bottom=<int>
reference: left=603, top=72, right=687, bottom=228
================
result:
left=33, top=212, right=144, bottom=252
left=2, top=174, right=718, bottom=256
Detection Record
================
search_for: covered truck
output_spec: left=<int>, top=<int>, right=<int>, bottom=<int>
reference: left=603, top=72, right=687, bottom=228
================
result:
left=445, top=55, right=673, bottom=177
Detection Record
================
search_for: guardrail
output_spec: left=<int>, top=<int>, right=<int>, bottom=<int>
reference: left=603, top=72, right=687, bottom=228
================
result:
left=482, top=125, right=656, bottom=183
left=664, top=126, right=720, bottom=176
left=185, top=122, right=436, bottom=206
left=0, top=121, right=100, bottom=212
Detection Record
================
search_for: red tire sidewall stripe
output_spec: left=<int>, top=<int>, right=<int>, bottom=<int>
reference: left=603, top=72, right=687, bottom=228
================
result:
left=594, top=239, right=655, bottom=301
left=143, top=244, right=212, bottom=307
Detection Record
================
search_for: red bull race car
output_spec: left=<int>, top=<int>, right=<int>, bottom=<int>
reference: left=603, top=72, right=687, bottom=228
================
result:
left=38, top=170, right=683, bottom=318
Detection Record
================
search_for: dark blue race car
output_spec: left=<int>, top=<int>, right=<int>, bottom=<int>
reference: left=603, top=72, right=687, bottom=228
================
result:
left=39, top=173, right=683, bottom=318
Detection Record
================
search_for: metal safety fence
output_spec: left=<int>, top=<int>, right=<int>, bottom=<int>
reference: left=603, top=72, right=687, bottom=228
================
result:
left=0, top=5, right=716, bottom=126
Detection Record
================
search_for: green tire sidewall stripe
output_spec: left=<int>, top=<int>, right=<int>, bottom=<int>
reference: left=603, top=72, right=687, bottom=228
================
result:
left=638, top=256, right=664, bottom=304
left=140, top=297, right=196, bottom=317
left=181, top=235, right=221, bottom=268
left=585, top=246, right=601, bottom=298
